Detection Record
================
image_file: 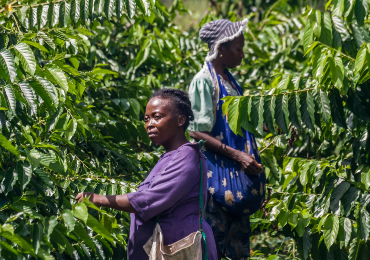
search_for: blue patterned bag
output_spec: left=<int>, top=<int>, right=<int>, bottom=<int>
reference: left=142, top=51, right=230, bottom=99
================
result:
left=203, top=62, right=265, bottom=216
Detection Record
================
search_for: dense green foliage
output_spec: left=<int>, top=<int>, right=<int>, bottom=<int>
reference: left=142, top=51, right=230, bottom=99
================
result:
left=220, top=0, right=370, bottom=259
left=2, top=0, right=370, bottom=259
left=0, top=0, right=204, bottom=258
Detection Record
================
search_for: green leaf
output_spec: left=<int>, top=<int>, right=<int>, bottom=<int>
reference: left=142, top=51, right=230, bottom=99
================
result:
left=349, top=238, right=360, bottom=260
left=80, top=0, right=89, bottom=23
left=344, top=0, right=356, bottom=17
left=73, top=203, right=88, bottom=224
left=0, top=133, right=19, bottom=156
left=338, top=217, right=352, bottom=247
left=0, top=232, right=35, bottom=257
left=104, top=0, right=114, bottom=20
left=222, top=96, right=234, bottom=117
left=358, top=209, right=370, bottom=241
left=342, top=187, right=360, bottom=216
left=0, top=168, right=18, bottom=195
left=288, top=212, right=299, bottom=230
left=86, top=215, right=114, bottom=243
left=74, top=222, right=95, bottom=250
left=323, top=214, right=339, bottom=250
left=38, top=32, right=56, bottom=50
left=355, top=0, right=366, bottom=26
left=332, top=15, right=350, bottom=41
left=333, top=0, right=345, bottom=17
left=4, top=85, right=16, bottom=115
left=296, top=215, right=311, bottom=237
left=330, top=56, right=344, bottom=89
left=89, top=0, right=94, bottom=18
left=94, top=0, right=103, bottom=15
left=34, top=169, right=54, bottom=188
left=59, top=1, right=69, bottom=27
left=19, top=82, right=38, bottom=115
left=93, top=238, right=105, bottom=260
left=288, top=93, right=301, bottom=129
left=228, top=97, right=242, bottom=135
left=299, top=161, right=311, bottom=186
left=17, top=161, right=32, bottom=192
left=29, top=7, right=37, bottom=29
left=70, top=0, right=81, bottom=24
left=62, top=209, right=75, bottom=233
left=361, top=167, right=370, bottom=189
left=50, top=30, right=69, bottom=42
left=0, top=49, right=16, bottom=83
left=352, top=23, right=370, bottom=48
left=30, top=76, right=58, bottom=107
left=47, top=2, right=55, bottom=28
left=300, top=91, right=315, bottom=131
left=125, top=0, right=136, bottom=19
left=263, top=95, right=276, bottom=134
left=274, top=94, right=289, bottom=133
left=116, top=0, right=124, bottom=19
left=46, top=107, right=63, bottom=132
left=23, top=40, right=49, bottom=53
left=32, top=222, right=43, bottom=254
left=317, top=89, right=331, bottom=123
left=37, top=5, right=46, bottom=30
left=137, top=122, right=151, bottom=146
left=128, top=98, right=141, bottom=117
left=312, top=47, right=328, bottom=80
left=43, top=216, right=57, bottom=240
left=330, top=181, right=350, bottom=213
left=355, top=47, right=367, bottom=75
left=44, top=64, right=68, bottom=91
left=251, top=96, right=264, bottom=135
left=65, top=118, right=77, bottom=140
left=303, top=19, right=313, bottom=53
left=330, top=88, right=346, bottom=128
left=305, top=41, right=319, bottom=56
left=13, top=42, right=37, bottom=76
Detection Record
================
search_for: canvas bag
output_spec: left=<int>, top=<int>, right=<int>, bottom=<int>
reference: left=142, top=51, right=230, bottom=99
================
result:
left=143, top=142, right=208, bottom=260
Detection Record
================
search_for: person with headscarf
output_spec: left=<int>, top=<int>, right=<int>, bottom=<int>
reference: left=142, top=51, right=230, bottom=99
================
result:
left=188, top=19, right=266, bottom=259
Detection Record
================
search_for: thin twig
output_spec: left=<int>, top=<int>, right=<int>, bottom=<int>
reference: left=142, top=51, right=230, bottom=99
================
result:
left=318, top=42, right=355, bottom=61
left=12, top=14, right=20, bottom=32
left=260, top=140, right=274, bottom=153
left=2, top=0, right=66, bottom=12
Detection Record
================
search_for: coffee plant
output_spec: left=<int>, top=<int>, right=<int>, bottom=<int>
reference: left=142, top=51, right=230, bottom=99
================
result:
left=0, top=0, right=208, bottom=258
left=220, top=0, right=370, bottom=259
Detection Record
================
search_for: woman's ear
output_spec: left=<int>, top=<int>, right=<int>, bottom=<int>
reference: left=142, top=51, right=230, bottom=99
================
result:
left=178, top=115, right=186, bottom=127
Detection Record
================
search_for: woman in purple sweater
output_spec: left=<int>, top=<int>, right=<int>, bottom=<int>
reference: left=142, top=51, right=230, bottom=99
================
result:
left=76, top=89, right=217, bottom=260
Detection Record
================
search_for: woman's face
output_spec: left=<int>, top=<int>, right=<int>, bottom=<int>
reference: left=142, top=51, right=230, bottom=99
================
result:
left=220, top=34, right=245, bottom=69
left=144, top=97, right=185, bottom=146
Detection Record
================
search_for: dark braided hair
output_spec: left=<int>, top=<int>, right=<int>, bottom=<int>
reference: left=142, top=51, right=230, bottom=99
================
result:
left=149, top=89, right=194, bottom=130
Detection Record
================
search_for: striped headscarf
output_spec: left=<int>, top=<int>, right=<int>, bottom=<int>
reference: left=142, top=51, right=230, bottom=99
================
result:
left=199, top=18, right=248, bottom=62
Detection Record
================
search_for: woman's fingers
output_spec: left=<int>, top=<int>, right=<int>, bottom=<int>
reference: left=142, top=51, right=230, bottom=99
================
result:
left=253, top=161, right=263, bottom=173
left=242, top=160, right=263, bottom=175
left=76, top=193, right=83, bottom=200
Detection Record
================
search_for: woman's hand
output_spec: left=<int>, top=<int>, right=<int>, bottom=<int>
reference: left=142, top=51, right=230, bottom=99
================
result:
left=234, top=150, right=263, bottom=175
left=76, top=192, right=101, bottom=206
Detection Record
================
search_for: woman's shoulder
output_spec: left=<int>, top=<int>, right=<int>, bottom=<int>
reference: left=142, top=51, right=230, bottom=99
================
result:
left=192, top=67, right=212, bottom=84
left=175, top=143, right=205, bottom=160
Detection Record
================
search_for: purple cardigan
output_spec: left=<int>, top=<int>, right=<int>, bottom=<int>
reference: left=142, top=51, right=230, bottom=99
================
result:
left=127, top=142, right=217, bottom=260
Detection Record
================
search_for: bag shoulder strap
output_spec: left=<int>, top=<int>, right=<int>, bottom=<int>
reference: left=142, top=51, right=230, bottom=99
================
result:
left=198, top=140, right=208, bottom=260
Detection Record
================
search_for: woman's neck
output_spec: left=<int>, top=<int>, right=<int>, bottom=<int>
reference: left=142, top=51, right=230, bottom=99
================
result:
left=211, top=59, right=226, bottom=77
left=162, top=134, right=189, bottom=153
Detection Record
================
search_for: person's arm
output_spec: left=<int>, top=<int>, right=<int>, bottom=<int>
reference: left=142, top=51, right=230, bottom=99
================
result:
left=189, top=131, right=263, bottom=175
left=76, top=193, right=137, bottom=213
